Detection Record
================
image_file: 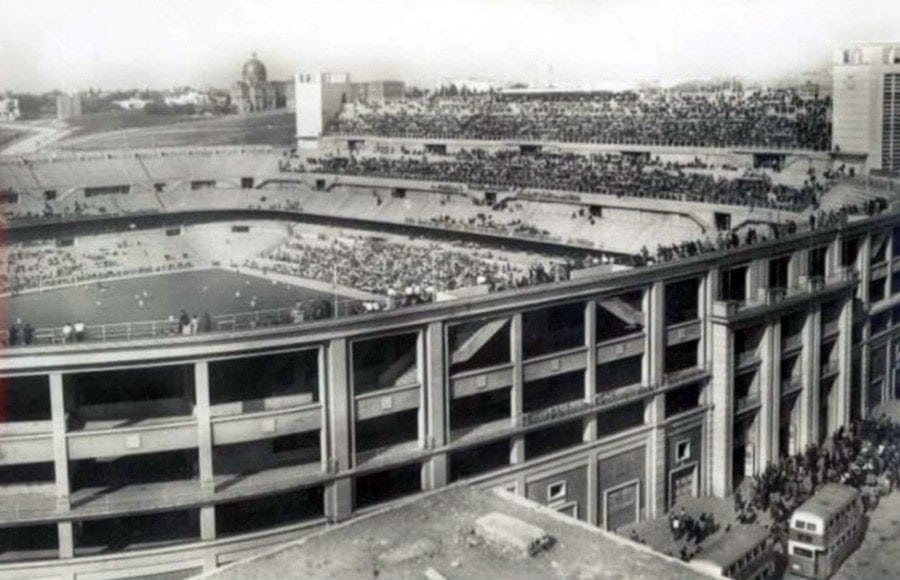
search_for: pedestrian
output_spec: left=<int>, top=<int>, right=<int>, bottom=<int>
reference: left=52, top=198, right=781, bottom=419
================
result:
left=23, top=323, right=34, bottom=346
left=179, top=310, right=191, bottom=335
left=8, top=318, right=21, bottom=346
left=190, top=314, right=199, bottom=335
left=62, top=322, right=73, bottom=343
left=200, top=311, right=213, bottom=332
left=74, top=320, right=85, bottom=342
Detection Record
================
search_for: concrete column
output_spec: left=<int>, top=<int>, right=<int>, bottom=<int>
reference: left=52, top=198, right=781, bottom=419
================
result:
left=747, top=259, right=764, bottom=303
left=799, top=307, right=821, bottom=448
left=646, top=282, right=667, bottom=515
left=510, top=313, right=525, bottom=464
left=758, top=322, right=776, bottom=469
left=770, top=320, right=782, bottom=462
left=200, top=505, right=216, bottom=541
left=424, top=322, right=448, bottom=489
left=702, top=269, right=718, bottom=495
left=886, top=228, right=895, bottom=296
left=586, top=453, right=599, bottom=526
left=583, top=301, right=598, bottom=441
left=57, top=521, right=74, bottom=559
left=836, top=298, right=854, bottom=429
left=324, top=338, right=353, bottom=522
left=709, top=321, right=734, bottom=498
left=49, top=373, right=70, bottom=512
left=859, top=234, right=872, bottom=304
left=194, top=361, right=214, bottom=494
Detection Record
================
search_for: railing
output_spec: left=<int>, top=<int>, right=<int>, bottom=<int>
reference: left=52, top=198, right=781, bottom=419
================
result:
left=3, top=297, right=375, bottom=347
left=821, top=360, right=840, bottom=378
left=782, top=334, right=803, bottom=352
left=735, top=394, right=761, bottom=414
left=355, top=439, right=422, bottom=467
left=0, top=462, right=327, bottom=522
left=662, top=366, right=707, bottom=386
left=736, top=350, right=760, bottom=368
left=822, top=319, right=840, bottom=338
left=781, top=377, right=802, bottom=396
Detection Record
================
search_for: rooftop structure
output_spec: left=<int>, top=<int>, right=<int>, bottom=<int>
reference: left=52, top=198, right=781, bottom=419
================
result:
left=207, top=487, right=707, bottom=579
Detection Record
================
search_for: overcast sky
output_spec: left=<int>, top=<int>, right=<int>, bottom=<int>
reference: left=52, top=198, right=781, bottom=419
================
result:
left=1, top=0, right=898, bottom=93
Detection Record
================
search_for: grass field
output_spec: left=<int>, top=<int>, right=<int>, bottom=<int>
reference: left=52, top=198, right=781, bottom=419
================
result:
left=59, top=110, right=295, bottom=150
left=5, top=268, right=344, bottom=329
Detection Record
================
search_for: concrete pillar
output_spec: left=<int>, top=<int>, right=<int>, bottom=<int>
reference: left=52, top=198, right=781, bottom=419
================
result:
left=324, top=338, right=353, bottom=522
left=859, top=234, right=872, bottom=304
left=200, top=505, right=216, bottom=541
left=49, top=373, right=70, bottom=512
left=701, top=269, right=718, bottom=495
left=770, top=320, right=782, bottom=462
left=758, top=322, right=776, bottom=469
left=747, top=259, right=765, bottom=303
left=837, top=298, right=854, bottom=428
left=583, top=301, right=598, bottom=441
left=194, top=361, right=214, bottom=494
left=510, top=313, right=525, bottom=464
left=57, top=521, right=74, bottom=559
left=886, top=227, right=895, bottom=296
left=586, top=453, right=599, bottom=526
left=709, top=322, right=734, bottom=498
left=646, top=282, right=666, bottom=515
left=424, top=322, right=448, bottom=489
left=799, top=307, right=821, bottom=448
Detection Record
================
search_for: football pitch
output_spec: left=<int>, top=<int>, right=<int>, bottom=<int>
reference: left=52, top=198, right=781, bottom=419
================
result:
left=4, top=268, right=345, bottom=329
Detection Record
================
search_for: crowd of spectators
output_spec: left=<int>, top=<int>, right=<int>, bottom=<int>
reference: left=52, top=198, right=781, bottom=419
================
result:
left=1, top=239, right=195, bottom=296
left=737, top=415, right=900, bottom=544
left=251, top=231, right=583, bottom=303
left=628, top=198, right=889, bottom=269
left=327, top=89, right=831, bottom=150
left=296, top=150, right=825, bottom=212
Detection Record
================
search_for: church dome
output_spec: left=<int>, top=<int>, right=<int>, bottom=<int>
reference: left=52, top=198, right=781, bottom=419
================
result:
left=242, top=53, right=267, bottom=85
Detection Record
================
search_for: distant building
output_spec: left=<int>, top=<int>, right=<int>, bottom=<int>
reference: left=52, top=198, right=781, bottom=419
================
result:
left=0, top=97, right=21, bottom=121
left=112, top=97, right=153, bottom=110
left=294, top=74, right=406, bottom=145
left=56, top=93, right=83, bottom=120
left=164, top=90, right=212, bottom=108
left=832, top=42, right=900, bottom=174
left=295, top=71, right=354, bottom=147
left=231, top=53, right=294, bottom=114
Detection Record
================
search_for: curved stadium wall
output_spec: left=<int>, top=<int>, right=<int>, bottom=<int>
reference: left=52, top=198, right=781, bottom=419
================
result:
left=0, top=148, right=897, bottom=578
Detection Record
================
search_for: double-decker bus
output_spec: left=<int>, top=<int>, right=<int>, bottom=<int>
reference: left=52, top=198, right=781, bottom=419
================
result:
left=787, top=484, right=863, bottom=578
left=691, top=524, right=775, bottom=579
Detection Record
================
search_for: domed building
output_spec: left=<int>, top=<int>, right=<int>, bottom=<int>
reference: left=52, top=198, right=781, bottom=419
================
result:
left=230, top=52, right=294, bottom=114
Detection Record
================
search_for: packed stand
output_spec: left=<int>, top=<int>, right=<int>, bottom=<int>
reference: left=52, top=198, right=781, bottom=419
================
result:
left=295, top=150, right=825, bottom=212
left=249, top=231, right=588, bottom=306
left=328, top=89, right=831, bottom=150
left=0, top=238, right=195, bottom=296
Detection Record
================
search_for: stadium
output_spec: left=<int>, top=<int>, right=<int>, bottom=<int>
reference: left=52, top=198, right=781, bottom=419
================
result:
left=1, top=44, right=900, bottom=579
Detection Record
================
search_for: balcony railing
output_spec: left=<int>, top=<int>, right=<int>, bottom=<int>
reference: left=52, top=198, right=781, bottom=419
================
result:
left=782, top=334, right=803, bottom=352
left=736, top=350, right=761, bottom=369
left=781, top=376, right=802, bottom=397
left=735, top=394, right=762, bottom=415
left=663, top=366, right=707, bottom=386
left=821, top=361, right=840, bottom=378
left=515, top=382, right=654, bottom=429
